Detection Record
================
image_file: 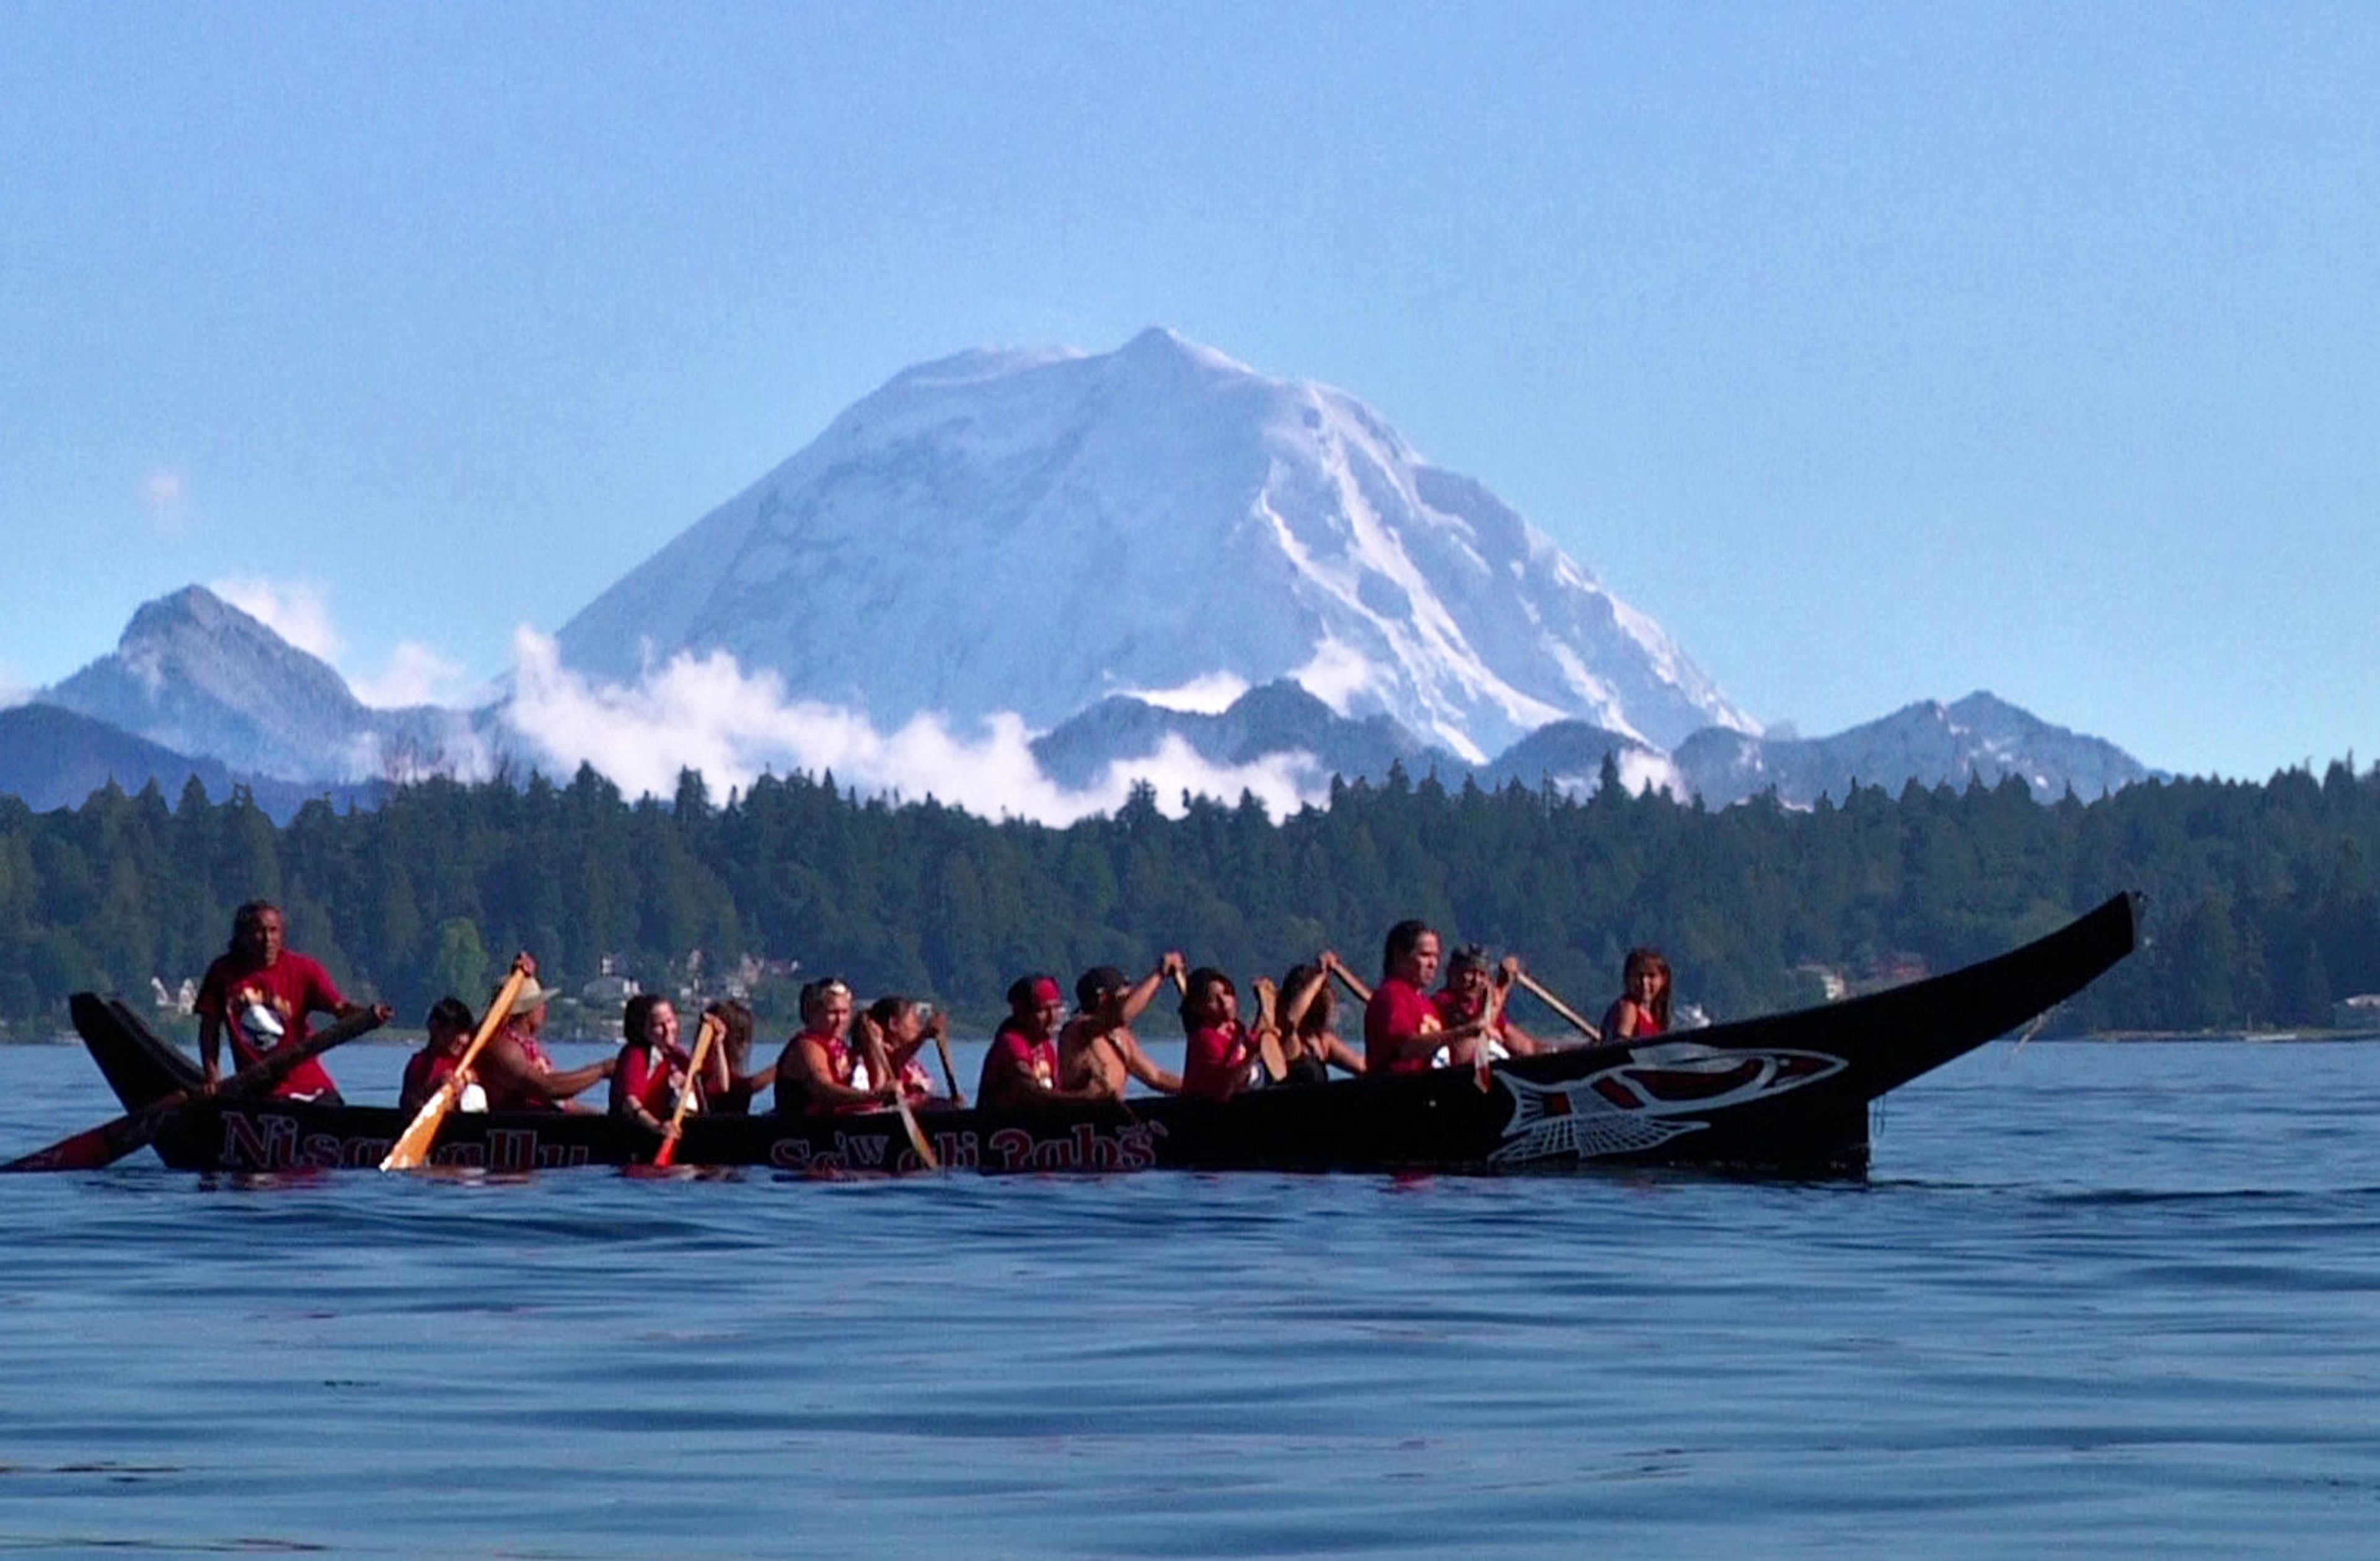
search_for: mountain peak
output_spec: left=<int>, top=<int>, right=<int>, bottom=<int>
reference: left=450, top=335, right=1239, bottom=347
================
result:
left=552, top=332, right=1755, bottom=758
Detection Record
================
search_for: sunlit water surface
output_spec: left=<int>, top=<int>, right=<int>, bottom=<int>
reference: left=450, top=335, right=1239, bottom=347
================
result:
left=3, top=1038, right=2379, bottom=1557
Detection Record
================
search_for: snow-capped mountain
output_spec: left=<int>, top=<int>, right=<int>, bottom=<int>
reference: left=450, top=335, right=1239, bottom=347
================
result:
left=41, top=586, right=484, bottom=784
left=1670, top=692, right=2154, bottom=807
left=555, top=327, right=1756, bottom=762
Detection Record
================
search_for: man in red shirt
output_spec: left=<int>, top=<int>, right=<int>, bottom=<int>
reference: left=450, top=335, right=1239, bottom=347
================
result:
left=979, top=974, right=1102, bottom=1110
left=195, top=900, right=390, bottom=1104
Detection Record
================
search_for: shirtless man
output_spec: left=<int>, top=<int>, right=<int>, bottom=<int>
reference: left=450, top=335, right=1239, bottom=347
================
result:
left=474, top=958, right=615, bottom=1112
left=1058, top=954, right=1186, bottom=1100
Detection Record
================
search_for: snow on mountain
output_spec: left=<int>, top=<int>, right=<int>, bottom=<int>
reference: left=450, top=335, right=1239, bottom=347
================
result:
left=1670, top=692, right=2154, bottom=808
left=553, top=327, right=1756, bottom=763
left=41, top=586, right=487, bottom=784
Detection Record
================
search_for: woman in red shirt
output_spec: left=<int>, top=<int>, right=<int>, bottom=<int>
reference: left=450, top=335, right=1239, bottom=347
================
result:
left=1177, top=966, right=1282, bottom=1103
left=1363, top=920, right=1505, bottom=1074
left=1602, top=947, right=1673, bottom=1041
left=611, top=993, right=698, bottom=1147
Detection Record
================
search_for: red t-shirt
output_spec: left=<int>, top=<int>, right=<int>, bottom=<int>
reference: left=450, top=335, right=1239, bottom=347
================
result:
left=1181, top=1024, right=1253, bottom=1102
left=195, top=949, right=346, bottom=1099
left=1432, top=989, right=1509, bottom=1041
left=613, top=1041, right=692, bottom=1120
left=399, top=1048, right=457, bottom=1113
left=979, top=1023, right=1057, bottom=1109
left=1364, top=978, right=1442, bottom=1074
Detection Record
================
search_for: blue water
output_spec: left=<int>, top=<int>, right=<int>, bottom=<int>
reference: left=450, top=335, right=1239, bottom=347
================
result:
left=4, top=1037, right=2379, bottom=1557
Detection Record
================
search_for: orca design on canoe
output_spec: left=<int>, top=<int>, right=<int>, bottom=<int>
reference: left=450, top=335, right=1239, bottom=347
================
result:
left=50, top=892, right=2140, bottom=1178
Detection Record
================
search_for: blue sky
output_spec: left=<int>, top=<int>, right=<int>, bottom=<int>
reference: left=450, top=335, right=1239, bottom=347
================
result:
left=2, top=2, right=2373, bottom=780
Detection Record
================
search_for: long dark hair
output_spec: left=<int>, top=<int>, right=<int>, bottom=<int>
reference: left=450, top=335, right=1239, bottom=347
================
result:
left=1381, top=919, right=1432, bottom=981
left=622, top=992, right=666, bottom=1047
left=1623, top=947, right=1673, bottom=1030
left=1176, top=966, right=1233, bottom=1032
left=1281, top=963, right=1331, bottom=1036
left=704, top=998, right=756, bottom=1069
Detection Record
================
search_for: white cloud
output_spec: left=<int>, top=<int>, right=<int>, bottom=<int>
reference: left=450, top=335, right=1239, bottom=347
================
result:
left=1117, top=671, right=1250, bottom=715
left=209, top=577, right=346, bottom=663
left=1292, top=635, right=1377, bottom=716
left=501, top=630, right=1326, bottom=825
left=351, top=641, right=471, bottom=709
left=0, top=663, right=29, bottom=709
left=141, top=467, right=190, bottom=532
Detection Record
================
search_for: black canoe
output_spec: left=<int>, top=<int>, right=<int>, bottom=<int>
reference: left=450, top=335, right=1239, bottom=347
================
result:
left=56, top=892, right=2138, bottom=1178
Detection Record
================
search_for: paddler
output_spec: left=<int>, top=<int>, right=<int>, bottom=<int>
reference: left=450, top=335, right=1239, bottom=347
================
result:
left=1434, top=945, right=1545, bottom=1063
left=772, top=978, right=899, bottom=1115
left=474, top=956, right=615, bottom=1112
left=1176, top=966, right=1282, bottom=1102
left=978, top=973, right=1104, bottom=1110
left=1058, top=956, right=1185, bottom=1100
left=612, top=993, right=703, bottom=1147
left=1601, top=947, right=1672, bottom=1041
left=195, top=900, right=390, bottom=1104
left=397, top=996, right=477, bottom=1114
left=1362, top=919, right=1502, bottom=1074
left=855, top=995, right=958, bottom=1108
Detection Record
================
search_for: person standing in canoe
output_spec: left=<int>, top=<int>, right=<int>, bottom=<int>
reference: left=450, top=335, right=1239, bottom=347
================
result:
left=1434, top=945, right=1546, bottom=1063
left=979, top=973, right=1103, bottom=1110
left=1275, top=953, right=1366, bottom=1084
left=1059, top=957, right=1186, bottom=1100
left=1602, top=947, right=1672, bottom=1041
left=1362, top=919, right=1504, bottom=1074
left=773, top=978, right=897, bottom=1115
left=474, top=957, right=615, bottom=1112
left=1176, top=967, right=1282, bottom=1103
left=612, top=993, right=705, bottom=1146
left=195, top=900, right=390, bottom=1104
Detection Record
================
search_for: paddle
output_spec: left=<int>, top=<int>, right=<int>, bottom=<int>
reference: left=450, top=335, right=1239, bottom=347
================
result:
left=1251, top=977, right=1289, bottom=1084
left=1510, top=964, right=1603, bottom=1043
left=1328, top=962, right=1374, bottom=1006
left=933, top=1028, right=966, bottom=1107
left=859, top=1015, right=939, bottom=1171
left=379, top=968, right=528, bottom=1171
left=2, top=1004, right=388, bottom=1174
left=650, top=1015, right=721, bottom=1169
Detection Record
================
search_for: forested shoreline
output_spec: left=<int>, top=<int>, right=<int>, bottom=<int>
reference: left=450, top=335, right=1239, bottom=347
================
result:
left=2, top=755, right=2376, bottom=1038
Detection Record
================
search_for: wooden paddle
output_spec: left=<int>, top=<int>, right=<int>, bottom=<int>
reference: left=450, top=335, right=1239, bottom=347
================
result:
left=1510, top=966, right=1603, bottom=1043
left=650, top=1015, right=721, bottom=1169
left=933, top=1030, right=966, bottom=1107
left=1251, top=978, right=1289, bottom=1084
left=860, top=1018, right=939, bottom=1172
left=1328, top=963, right=1375, bottom=1006
left=2, top=1004, right=387, bottom=1173
left=379, top=968, right=528, bottom=1171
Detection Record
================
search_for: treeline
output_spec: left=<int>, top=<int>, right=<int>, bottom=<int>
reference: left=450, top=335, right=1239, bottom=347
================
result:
left=2, top=757, right=2378, bottom=1035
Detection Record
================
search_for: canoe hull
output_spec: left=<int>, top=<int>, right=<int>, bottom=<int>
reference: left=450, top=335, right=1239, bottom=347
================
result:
left=67, top=893, right=2139, bottom=1178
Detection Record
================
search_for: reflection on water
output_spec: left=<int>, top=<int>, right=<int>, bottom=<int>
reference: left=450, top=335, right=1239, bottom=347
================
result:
left=2, top=1041, right=2379, bottom=1557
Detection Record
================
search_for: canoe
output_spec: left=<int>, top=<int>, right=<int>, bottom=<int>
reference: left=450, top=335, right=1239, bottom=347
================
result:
left=55, top=893, right=2138, bottom=1178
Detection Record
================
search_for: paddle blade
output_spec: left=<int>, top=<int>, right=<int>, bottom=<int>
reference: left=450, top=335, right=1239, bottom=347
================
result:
left=1, top=1111, right=153, bottom=1174
left=381, top=966, right=528, bottom=1171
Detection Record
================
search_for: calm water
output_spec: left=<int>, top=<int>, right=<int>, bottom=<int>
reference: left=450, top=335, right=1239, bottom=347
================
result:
left=3, top=1037, right=2378, bottom=1557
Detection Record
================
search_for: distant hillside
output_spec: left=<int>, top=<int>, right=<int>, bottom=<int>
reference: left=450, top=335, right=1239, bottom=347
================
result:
left=0, top=702, right=382, bottom=821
